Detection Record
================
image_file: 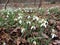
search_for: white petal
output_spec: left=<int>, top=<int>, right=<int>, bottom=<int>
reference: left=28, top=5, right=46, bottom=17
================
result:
left=14, top=18, right=18, bottom=21
left=27, top=16, right=31, bottom=19
left=33, top=41, right=36, bottom=45
left=19, top=20, right=22, bottom=24
left=51, top=33, right=56, bottom=38
left=21, top=28, right=25, bottom=33
left=3, top=42, right=6, bottom=45
left=26, top=21, right=31, bottom=25
left=31, top=26, right=36, bottom=30
left=52, top=29, right=55, bottom=33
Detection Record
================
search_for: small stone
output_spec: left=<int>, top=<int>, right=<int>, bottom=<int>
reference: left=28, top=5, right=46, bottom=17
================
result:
left=57, top=32, right=60, bottom=38
left=52, top=42, right=57, bottom=45
left=55, top=40, right=60, bottom=45
left=56, top=21, right=60, bottom=25
left=56, top=26, right=60, bottom=31
left=48, top=19, right=55, bottom=26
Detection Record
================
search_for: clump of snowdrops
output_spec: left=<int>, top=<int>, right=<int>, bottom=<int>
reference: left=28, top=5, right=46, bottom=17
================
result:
left=47, top=6, right=60, bottom=15
left=0, top=7, right=59, bottom=45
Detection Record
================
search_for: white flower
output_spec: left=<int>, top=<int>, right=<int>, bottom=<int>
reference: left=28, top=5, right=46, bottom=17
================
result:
left=33, top=17, right=36, bottom=21
left=21, top=28, right=25, bottom=33
left=47, top=9, right=49, bottom=12
left=39, top=8, right=42, bottom=10
left=18, top=16, right=23, bottom=19
left=51, top=29, right=57, bottom=38
left=27, top=16, right=31, bottom=19
left=24, top=8, right=30, bottom=12
left=44, top=21, right=48, bottom=24
left=19, top=20, right=22, bottom=24
left=31, top=26, right=36, bottom=30
left=25, top=9, right=29, bottom=12
left=26, top=21, right=31, bottom=25
left=33, top=41, right=36, bottom=45
left=3, top=42, right=6, bottom=45
left=51, top=33, right=57, bottom=38
left=18, top=13, right=23, bottom=16
left=5, top=18, right=7, bottom=20
left=19, top=8, right=21, bottom=10
left=47, top=9, right=50, bottom=14
left=52, top=29, right=55, bottom=33
left=40, top=23, right=47, bottom=28
left=47, top=12, right=50, bottom=14
left=14, top=18, right=18, bottom=21
left=40, top=19, right=48, bottom=28
left=33, top=16, right=39, bottom=21
left=6, top=15, right=9, bottom=18
left=41, top=19, right=45, bottom=22
left=38, top=19, right=45, bottom=23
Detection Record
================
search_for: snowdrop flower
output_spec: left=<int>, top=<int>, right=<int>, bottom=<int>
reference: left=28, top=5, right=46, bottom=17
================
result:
left=21, top=28, right=25, bottom=33
left=3, top=42, right=6, bottom=45
left=38, top=19, right=45, bottom=23
left=19, top=20, right=22, bottom=24
left=41, top=19, right=45, bottom=22
left=29, top=8, right=33, bottom=12
left=52, top=29, right=55, bottom=33
left=47, top=10, right=50, bottom=14
left=33, top=16, right=39, bottom=21
left=47, top=11, right=50, bottom=14
left=40, top=23, right=47, bottom=28
left=51, top=29, right=57, bottom=38
left=40, top=20, right=48, bottom=28
left=33, top=17, right=36, bottom=21
left=14, top=18, right=18, bottom=21
left=27, top=15, right=31, bottom=19
left=24, top=8, right=29, bottom=12
left=39, top=8, right=42, bottom=10
left=18, top=8, right=23, bottom=12
left=31, top=26, right=36, bottom=30
left=47, top=9, right=49, bottom=12
left=23, top=8, right=25, bottom=11
left=25, top=9, right=29, bottom=12
left=6, top=15, right=9, bottom=18
left=5, top=18, right=7, bottom=20
left=18, top=16, right=23, bottom=19
left=44, top=21, right=48, bottom=24
left=51, top=33, right=57, bottom=38
left=33, top=41, right=36, bottom=45
left=38, top=19, right=48, bottom=24
left=30, top=8, right=32, bottom=10
left=26, top=21, right=31, bottom=25
left=18, top=13, right=23, bottom=16
left=19, top=8, right=21, bottom=10
left=38, top=20, right=42, bottom=23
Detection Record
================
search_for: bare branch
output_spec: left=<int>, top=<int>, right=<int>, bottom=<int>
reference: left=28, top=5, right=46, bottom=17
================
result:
left=38, top=0, right=42, bottom=8
left=4, top=0, right=9, bottom=9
